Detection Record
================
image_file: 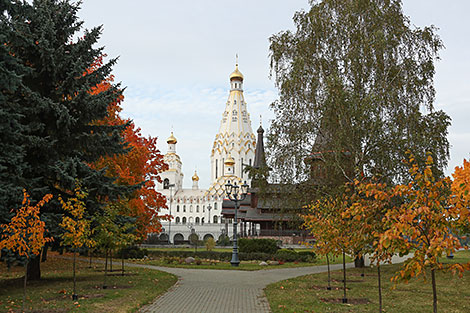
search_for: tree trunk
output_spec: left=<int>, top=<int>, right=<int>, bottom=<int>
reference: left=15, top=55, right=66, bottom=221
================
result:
left=342, top=250, right=347, bottom=303
left=23, top=260, right=28, bottom=312
left=103, top=250, right=108, bottom=289
left=378, top=263, right=382, bottom=313
left=431, top=268, right=438, bottom=313
left=72, top=251, right=77, bottom=300
left=326, top=254, right=331, bottom=290
left=110, top=250, right=113, bottom=272
left=27, top=255, right=41, bottom=281
left=41, top=244, right=48, bottom=262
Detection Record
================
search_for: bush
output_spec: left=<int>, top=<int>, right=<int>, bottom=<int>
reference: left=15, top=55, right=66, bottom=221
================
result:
left=205, top=237, right=216, bottom=251
left=217, top=234, right=231, bottom=246
left=119, top=246, right=149, bottom=259
left=274, top=249, right=299, bottom=262
left=297, top=250, right=316, bottom=262
left=239, top=238, right=279, bottom=254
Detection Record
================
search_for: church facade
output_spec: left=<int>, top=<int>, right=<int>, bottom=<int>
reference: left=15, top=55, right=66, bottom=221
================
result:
left=155, top=63, right=258, bottom=244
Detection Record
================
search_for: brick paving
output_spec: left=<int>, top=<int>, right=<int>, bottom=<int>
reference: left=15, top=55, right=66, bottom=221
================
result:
left=136, top=263, right=353, bottom=313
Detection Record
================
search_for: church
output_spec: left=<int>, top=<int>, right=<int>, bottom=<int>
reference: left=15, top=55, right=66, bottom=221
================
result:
left=155, top=62, right=259, bottom=244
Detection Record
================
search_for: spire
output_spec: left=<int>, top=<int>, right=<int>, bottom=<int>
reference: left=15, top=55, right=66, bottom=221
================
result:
left=253, top=125, right=267, bottom=169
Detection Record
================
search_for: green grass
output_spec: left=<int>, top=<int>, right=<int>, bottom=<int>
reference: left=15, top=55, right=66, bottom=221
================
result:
left=0, top=252, right=177, bottom=313
left=130, top=253, right=352, bottom=270
left=265, top=250, right=470, bottom=313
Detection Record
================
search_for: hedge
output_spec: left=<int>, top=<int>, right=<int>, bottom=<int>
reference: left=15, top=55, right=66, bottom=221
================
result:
left=238, top=238, right=279, bottom=254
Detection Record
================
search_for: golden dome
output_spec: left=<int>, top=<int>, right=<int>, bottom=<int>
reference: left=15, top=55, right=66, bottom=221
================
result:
left=224, top=156, right=235, bottom=166
left=229, top=64, right=244, bottom=81
left=192, top=170, right=199, bottom=181
left=167, top=132, right=177, bottom=144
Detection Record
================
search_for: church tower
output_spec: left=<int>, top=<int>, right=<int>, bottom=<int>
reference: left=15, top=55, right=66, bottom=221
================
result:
left=160, top=132, right=184, bottom=191
left=210, top=61, right=256, bottom=185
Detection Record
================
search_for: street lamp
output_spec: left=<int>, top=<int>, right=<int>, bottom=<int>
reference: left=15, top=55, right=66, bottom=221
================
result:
left=225, top=180, right=249, bottom=267
left=207, top=204, right=212, bottom=224
left=167, top=183, right=175, bottom=245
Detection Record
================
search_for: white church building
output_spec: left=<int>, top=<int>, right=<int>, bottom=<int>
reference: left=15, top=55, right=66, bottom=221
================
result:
left=155, top=62, right=259, bottom=244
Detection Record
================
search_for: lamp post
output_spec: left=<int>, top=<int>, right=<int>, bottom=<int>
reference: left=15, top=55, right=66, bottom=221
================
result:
left=207, top=204, right=212, bottom=224
left=167, top=184, right=175, bottom=245
left=225, top=180, right=249, bottom=267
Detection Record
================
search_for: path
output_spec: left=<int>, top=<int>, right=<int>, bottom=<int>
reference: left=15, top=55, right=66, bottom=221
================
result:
left=135, top=262, right=353, bottom=313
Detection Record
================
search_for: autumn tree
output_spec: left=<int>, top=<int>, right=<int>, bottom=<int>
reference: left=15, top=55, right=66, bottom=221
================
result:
left=303, top=193, right=363, bottom=303
left=59, top=182, right=94, bottom=301
left=268, top=0, right=450, bottom=189
left=0, top=191, right=52, bottom=311
left=1, top=0, right=137, bottom=279
left=89, top=56, right=168, bottom=240
left=380, top=154, right=469, bottom=313
left=345, top=180, right=396, bottom=312
left=451, top=159, right=470, bottom=235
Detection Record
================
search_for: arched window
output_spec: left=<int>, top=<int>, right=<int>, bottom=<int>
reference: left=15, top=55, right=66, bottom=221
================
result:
left=214, top=202, right=217, bottom=210
left=201, top=217, right=205, bottom=224
left=203, top=205, right=205, bottom=212
left=190, top=205, right=193, bottom=213
left=175, top=217, right=180, bottom=224
left=195, top=217, right=200, bottom=224
left=213, top=215, right=218, bottom=224
left=189, top=217, right=193, bottom=223
left=163, top=178, right=170, bottom=189
left=182, top=217, right=187, bottom=224
left=176, top=205, right=180, bottom=212
left=196, top=205, right=199, bottom=212
left=183, top=205, right=186, bottom=212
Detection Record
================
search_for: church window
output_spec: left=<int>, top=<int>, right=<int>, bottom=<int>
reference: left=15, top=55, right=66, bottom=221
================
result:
left=183, top=205, right=186, bottom=212
left=176, top=217, right=180, bottom=224
left=176, top=205, right=180, bottom=212
left=196, top=205, right=199, bottom=212
left=241, top=158, right=244, bottom=178
left=213, top=216, right=218, bottom=224
left=163, top=178, right=169, bottom=189
left=190, top=205, right=193, bottom=213
left=203, top=205, right=205, bottom=212
left=195, top=217, right=200, bottom=224
left=202, top=217, right=205, bottom=224
left=182, top=217, right=187, bottom=224
left=189, top=217, right=193, bottom=223
left=249, top=159, right=252, bottom=166
left=214, top=202, right=217, bottom=210
left=215, top=160, right=218, bottom=179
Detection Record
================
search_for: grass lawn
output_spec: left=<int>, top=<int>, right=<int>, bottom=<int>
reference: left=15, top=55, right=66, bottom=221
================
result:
left=130, top=253, right=353, bottom=271
left=0, top=251, right=177, bottom=313
left=265, top=250, right=470, bottom=313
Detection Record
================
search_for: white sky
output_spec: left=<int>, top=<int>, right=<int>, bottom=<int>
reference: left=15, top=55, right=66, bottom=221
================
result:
left=78, top=0, right=470, bottom=189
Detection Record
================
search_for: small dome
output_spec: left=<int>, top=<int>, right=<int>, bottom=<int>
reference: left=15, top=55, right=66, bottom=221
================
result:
left=229, top=64, right=244, bottom=81
left=224, top=156, right=235, bottom=166
left=167, top=132, right=177, bottom=144
left=192, top=170, right=199, bottom=181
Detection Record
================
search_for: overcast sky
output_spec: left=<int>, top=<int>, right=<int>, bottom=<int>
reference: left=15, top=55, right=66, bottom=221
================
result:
left=78, top=0, right=470, bottom=189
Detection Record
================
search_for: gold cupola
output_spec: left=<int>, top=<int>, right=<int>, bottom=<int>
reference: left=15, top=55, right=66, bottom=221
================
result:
left=167, top=132, right=177, bottom=144
left=192, top=170, right=199, bottom=181
left=224, top=155, right=235, bottom=166
left=229, top=64, right=244, bottom=81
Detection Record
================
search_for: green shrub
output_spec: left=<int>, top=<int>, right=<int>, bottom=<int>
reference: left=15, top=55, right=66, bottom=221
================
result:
left=297, top=250, right=316, bottom=262
left=119, top=246, right=148, bottom=259
left=217, top=235, right=231, bottom=246
left=274, top=249, right=299, bottom=262
left=205, top=237, right=216, bottom=251
left=239, top=238, right=279, bottom=254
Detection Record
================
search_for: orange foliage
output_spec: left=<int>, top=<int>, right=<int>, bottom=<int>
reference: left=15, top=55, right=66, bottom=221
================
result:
left=88, top=56, right=169, bottom=240
left=0, top=190, right=53, bottom=257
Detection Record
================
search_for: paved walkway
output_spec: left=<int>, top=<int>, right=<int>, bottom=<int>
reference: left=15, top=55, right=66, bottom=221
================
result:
left=132, top=262, right=354, bottom=313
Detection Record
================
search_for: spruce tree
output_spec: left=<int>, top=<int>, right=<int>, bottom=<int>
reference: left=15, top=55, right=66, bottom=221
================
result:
left=2, top=0, right=137, bottom=279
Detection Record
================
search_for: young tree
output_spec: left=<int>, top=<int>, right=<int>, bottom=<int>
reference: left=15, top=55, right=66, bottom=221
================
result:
left=303, top=194, right=363, bottom=303
left=381, top=154, right=470, bottom=313
left=268, top=0, right=450, bottom=186
left=59, top=182, right=95, bottom=301
left=0, top=191, right=52, bottom=311
left=2, top=0, right=138, bottom=279
left=451, top=159, right=470, bottom=234
left=345, top=180, right=396, bottom=312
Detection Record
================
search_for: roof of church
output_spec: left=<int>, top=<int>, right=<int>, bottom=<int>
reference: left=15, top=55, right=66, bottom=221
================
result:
left=253, top=125, right=267, bottom=169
